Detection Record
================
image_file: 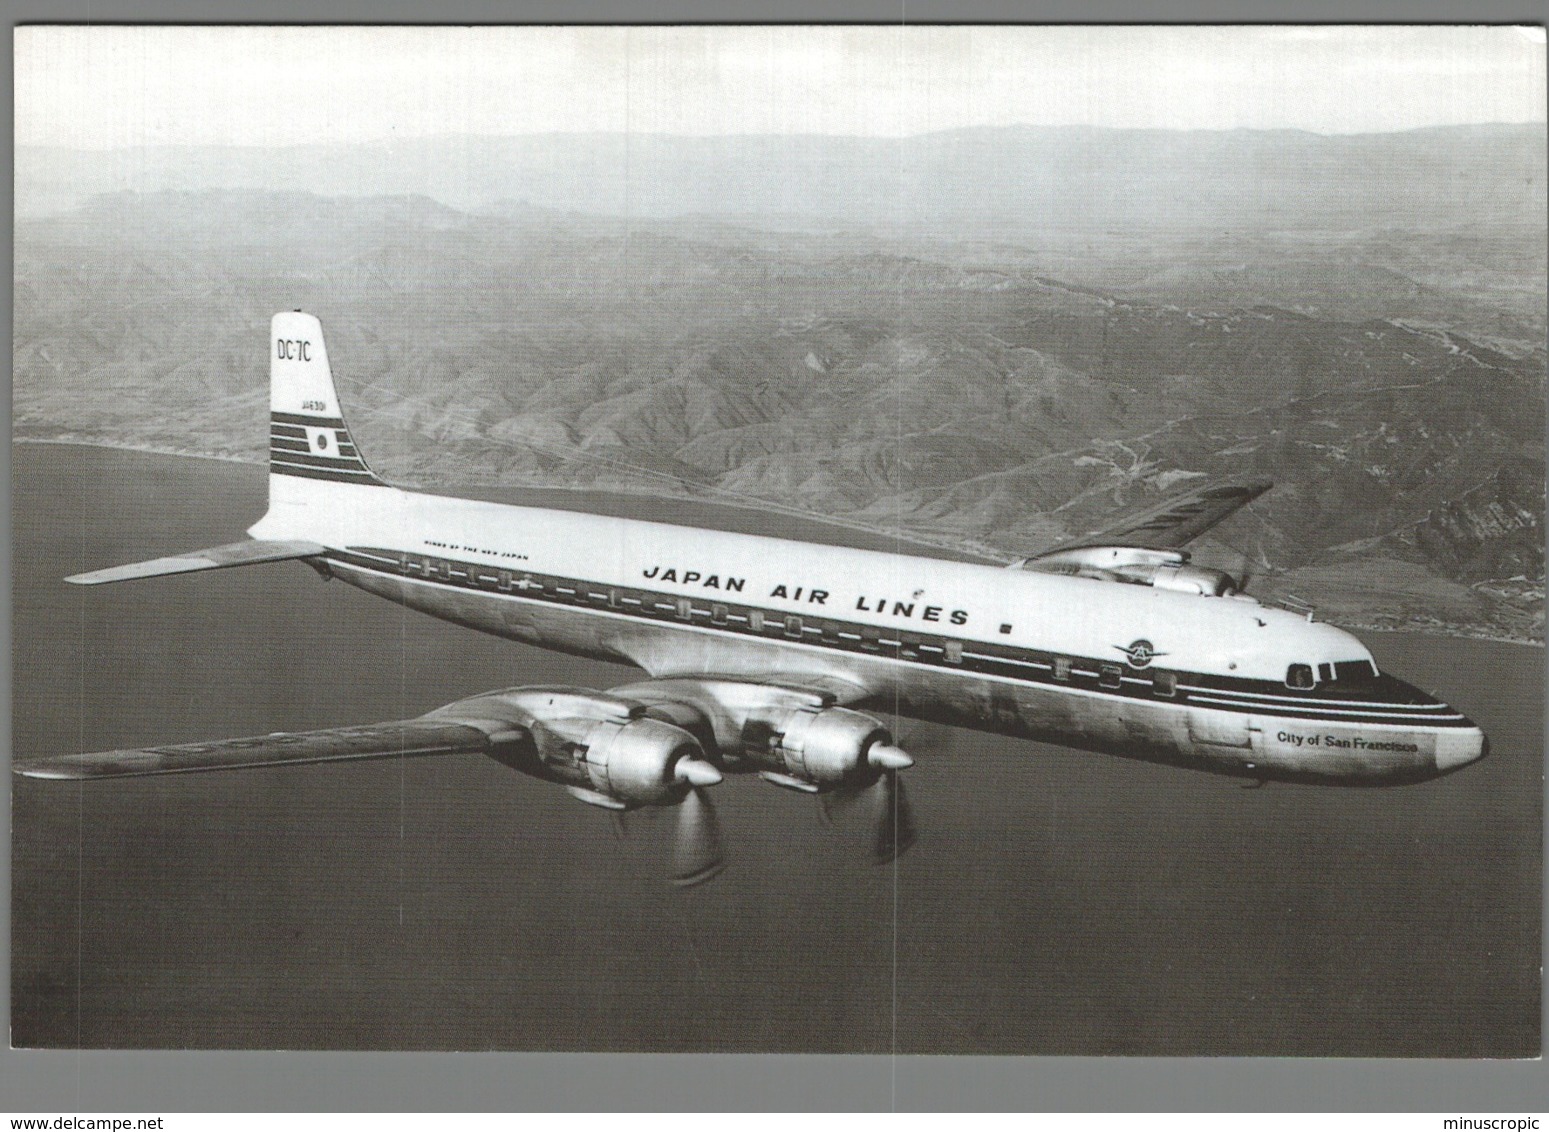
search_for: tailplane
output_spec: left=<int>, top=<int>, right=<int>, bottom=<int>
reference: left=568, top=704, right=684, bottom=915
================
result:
left=268, top=311, right=390, bottom=489
left=65, top=539, right=328, bottom=586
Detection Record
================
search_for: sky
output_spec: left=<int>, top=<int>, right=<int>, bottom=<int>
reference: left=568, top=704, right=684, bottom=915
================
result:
left=15, top=25, right=1547, bottom=149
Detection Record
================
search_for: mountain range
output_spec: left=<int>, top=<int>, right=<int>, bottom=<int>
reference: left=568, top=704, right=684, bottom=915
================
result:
left=19, top=123, right=1545, bottom=234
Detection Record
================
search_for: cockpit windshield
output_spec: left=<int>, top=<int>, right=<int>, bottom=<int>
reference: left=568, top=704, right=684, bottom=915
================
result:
left=1333, top=659, right=1380, bottom=683
left=1290, top=659, right=1381, bottom=690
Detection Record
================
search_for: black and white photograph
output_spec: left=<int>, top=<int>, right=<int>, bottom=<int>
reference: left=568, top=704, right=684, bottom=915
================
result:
left=11, top=25, right=1544, bottom=1059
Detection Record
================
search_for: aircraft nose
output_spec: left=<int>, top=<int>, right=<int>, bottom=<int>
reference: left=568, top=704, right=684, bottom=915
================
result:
left=1435, top=727, right=1488, bottom=775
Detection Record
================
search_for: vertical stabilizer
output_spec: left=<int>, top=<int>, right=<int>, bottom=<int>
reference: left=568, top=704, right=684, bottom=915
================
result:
left=268, top=311, right=389, bottom=489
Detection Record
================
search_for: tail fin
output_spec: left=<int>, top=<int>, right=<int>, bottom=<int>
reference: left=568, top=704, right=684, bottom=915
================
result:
left=269, top=311, right=389, bottom=489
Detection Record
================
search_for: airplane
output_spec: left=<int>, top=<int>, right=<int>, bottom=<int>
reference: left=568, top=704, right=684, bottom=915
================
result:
left=15, top=311, right=1490, bottom=886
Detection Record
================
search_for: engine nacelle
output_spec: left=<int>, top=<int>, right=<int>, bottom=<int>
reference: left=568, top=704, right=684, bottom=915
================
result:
left=1023, top=546, right=1239, bottom=596
left=569, top=716, right=706, bottom=808
left=755, top=706, right=893, bottom=788
left=1149, top=563, right=1238, bottom=596
left=433, top=686, right=713, bottom=808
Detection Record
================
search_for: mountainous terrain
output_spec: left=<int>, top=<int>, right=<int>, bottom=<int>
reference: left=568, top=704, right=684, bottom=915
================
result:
left=13, top=128, right=1545, bottom=641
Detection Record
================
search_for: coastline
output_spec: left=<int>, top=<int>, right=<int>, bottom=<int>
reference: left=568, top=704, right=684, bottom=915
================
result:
left=13, top=434, right=264, bottom=467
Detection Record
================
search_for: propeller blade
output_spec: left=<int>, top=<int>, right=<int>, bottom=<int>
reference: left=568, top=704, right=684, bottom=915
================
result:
left=608, top=810, right=629, bottom=841
left=1234, top=537, right=1275, bottom=595
left=871, top=772, right=917, bottom=865
left=670, top=788, right=728, bottom=888
left=817, top=782, right=868, bottom=827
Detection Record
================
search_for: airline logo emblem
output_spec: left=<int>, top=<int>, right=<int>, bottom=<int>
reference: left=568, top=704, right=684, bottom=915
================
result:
left=1115, top=639, right=1166, bottom=668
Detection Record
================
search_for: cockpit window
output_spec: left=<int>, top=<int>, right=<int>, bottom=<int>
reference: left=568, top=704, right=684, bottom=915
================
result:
left=1286, top=663, right=1316, bottom=690
left=1334, top=659, right=1379, bottom=683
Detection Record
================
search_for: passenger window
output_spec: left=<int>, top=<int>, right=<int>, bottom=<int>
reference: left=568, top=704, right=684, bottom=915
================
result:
left=945, top=640, right=963, bottom=664
left=1286, top=663, right=1316, bottom=690
left=676, top=598, right=692, bottom=620
left=1152, top=670, right=1177, bottom=698
left=711, top=603, right=728, bottom=625
left=749, top=610, right=764, bottom=631
left=1098, top=664, right=1123, bottom=690
left=784, top=615, right=803, bottom=639
left=1054, top=657, right=1072, bottom=682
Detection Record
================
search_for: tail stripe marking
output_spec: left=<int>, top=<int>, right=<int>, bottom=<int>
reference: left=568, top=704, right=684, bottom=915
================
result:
left=272, top=410, right=348, bottom=428
left=272, top=451, right=377, bottom=472
left=269, top=414, right=386, bottom=486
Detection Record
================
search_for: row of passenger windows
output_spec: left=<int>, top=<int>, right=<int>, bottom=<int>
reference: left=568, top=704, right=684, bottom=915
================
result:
left=1092, top=663, right=1177, bottom=698
left=398, top=553, right=1186, bottom=697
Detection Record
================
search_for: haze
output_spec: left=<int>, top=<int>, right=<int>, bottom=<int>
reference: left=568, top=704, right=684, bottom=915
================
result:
left=17, top=25, right=1547, bottom=150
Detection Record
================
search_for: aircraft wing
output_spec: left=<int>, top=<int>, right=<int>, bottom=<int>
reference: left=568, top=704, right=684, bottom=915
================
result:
left=1030, top=479, right=1272, bottom=557
left=14, top=719, right=500, bottom=780
left=65, top=539, right=328, bottom=585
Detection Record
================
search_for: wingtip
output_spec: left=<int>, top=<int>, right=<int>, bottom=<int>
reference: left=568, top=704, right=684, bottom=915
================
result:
left=1207, top=478, right=1273, bottom=500
left=13, top=762, right=90, bottom=780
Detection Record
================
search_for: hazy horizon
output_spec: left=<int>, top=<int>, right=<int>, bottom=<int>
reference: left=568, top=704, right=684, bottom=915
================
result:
left=17, top=118, right=1546, bottom=153
left=17, top=120, right=1544, bottom=225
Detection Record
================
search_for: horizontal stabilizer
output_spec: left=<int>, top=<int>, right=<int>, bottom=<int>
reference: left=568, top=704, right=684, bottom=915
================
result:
left=65, top=539, right=328, bottom=585
left=15, top=720, right=500, bottom=780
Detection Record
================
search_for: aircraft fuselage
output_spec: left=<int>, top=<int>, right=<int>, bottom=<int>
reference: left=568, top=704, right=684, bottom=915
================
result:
left=253, top=477, right=1487, bottom=785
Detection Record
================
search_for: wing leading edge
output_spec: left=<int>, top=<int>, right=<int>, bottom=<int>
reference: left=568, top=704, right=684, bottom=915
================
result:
left=64, top=539, right=328, bottom=586
left=14, top=720, right=499, bottom=780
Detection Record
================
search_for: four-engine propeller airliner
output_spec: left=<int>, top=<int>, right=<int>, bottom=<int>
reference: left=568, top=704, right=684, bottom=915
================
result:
left=16, top=312, right=1489, bottom=885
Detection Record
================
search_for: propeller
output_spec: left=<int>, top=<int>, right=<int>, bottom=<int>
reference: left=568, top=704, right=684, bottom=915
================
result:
left=872, top=771, right=917, bottom=865
left=1234, top=543, right=1266, bottom=593
left=670, top=757, right=728, bottom=888
left=817, top=740, right=918, bottom=865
